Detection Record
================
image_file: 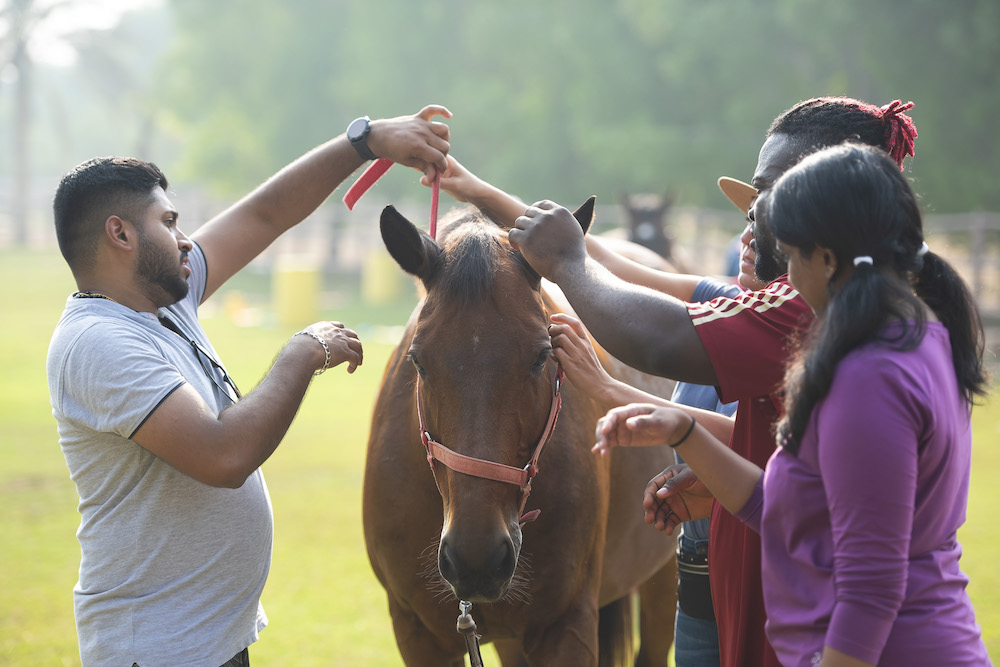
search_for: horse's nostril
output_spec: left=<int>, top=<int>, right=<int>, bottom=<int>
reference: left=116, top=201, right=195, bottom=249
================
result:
left=438, top=539, right=458, bottom=584
left=493, top=539, right=515, bottom=580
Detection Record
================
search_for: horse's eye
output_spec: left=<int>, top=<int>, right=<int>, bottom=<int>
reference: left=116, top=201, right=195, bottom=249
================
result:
left=530, top=348, right=551, bottom=375
left=409, top=351, right=427, bottom=378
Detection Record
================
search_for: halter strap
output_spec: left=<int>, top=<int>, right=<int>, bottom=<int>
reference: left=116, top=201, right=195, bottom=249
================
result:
left=416, top=366, right=563, bottom=523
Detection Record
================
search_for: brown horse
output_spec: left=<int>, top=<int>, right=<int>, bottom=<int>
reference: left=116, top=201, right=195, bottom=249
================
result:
left=363, top=200, right=678, bottom=666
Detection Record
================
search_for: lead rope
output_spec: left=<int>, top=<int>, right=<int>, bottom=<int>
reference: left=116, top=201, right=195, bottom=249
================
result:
left=343, top=157, right=440, bottom=239
left=458, top=601, right=485, bottom=667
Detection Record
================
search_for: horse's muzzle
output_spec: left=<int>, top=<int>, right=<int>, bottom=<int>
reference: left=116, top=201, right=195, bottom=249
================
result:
left=438, top=532, right=517, bottom=602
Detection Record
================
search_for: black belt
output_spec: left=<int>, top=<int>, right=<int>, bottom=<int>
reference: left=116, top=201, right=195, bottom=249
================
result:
left=676, top=547, right=709, bottom=575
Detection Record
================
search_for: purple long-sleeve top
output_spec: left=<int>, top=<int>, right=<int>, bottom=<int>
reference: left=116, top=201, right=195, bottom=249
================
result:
left=736, top=322, right=990, bottom=666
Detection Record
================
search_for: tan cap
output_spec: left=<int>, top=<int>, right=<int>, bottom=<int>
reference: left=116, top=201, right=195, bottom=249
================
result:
left=717, top=176, right=758, bottom=214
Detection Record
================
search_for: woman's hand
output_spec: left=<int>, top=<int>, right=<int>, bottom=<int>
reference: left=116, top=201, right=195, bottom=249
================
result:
left=594, top=403, right=693, bottom=455
left=549, top=313, right=620, bottom=408
left=420, top=154, right=483, bottom=202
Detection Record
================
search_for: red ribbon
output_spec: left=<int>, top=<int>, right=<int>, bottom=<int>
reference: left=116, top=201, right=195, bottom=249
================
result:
left=342, top=158, right=393, bottom=211
left=342, top=158, right=441, bottom=239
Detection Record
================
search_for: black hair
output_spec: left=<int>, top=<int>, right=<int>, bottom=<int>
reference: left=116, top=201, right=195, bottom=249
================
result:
left=748, top=97, right=919, bottom=284
left=766, top=143, right=987, bottom=453
left=768, top=97, right=917, bottom=169
left=53, top=157, right=168, bottom=270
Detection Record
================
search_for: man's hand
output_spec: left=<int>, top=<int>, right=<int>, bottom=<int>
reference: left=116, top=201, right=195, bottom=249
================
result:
left=642, top=463, right=715, bottom=533
left=294, top=321, right=364, bottom=375
left=368, top=105, right=452, bottom=176
left=508, top=200, right=588, bottom=283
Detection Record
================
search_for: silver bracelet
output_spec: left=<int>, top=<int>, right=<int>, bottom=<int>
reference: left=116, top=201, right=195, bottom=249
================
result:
left=295, top=330, right=330, bottom=376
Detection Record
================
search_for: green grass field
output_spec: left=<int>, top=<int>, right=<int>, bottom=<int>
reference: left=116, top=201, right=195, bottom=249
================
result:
left=1, top=248, right=997, bottom=665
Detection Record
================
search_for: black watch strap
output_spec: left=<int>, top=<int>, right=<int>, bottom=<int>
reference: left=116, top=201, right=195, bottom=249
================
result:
left=347, top=116, right=378, bottom=161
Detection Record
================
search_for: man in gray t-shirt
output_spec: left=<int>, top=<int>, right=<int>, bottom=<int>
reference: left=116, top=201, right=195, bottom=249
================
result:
left=46, top=105, right=451, bottom=667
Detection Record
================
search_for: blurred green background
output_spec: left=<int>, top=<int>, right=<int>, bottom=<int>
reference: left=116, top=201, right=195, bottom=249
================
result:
left=1, top=0, right=998, bottom=664
left=2, top=0, right=999, bottom=242
left=2, top=247, right=998, bottom=665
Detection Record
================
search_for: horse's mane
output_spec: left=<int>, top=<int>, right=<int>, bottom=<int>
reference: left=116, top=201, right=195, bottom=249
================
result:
left=434, top=207, right=536, bottom=305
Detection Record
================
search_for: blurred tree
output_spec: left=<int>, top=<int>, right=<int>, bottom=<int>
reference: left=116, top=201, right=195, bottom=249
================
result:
left=0, top=0, right=57, bottom=246
left=64, top=10, right=166, bottom=159
left=0, top=0, right=167, bottom=245
left=158, top=0, right=999, bottom=214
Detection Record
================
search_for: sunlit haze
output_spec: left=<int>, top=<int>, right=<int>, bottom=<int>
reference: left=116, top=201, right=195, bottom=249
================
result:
left=17, top=0, right=162, bottom=67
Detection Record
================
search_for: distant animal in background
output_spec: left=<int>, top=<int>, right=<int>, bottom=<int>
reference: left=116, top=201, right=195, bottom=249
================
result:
left=617, top=192, right=691, bottom=273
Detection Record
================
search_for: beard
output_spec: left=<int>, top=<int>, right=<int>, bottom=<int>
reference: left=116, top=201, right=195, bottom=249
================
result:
left=136, top=231, right=189, bottom=305
left=752, top=222, right=786, bottom=284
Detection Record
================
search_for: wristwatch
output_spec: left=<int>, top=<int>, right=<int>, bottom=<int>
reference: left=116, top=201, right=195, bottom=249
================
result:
left=346, top=116, right=377, bottom=161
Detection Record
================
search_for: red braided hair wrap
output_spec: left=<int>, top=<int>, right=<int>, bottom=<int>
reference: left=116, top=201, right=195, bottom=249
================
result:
left=879, top=99, right=918, bottom=170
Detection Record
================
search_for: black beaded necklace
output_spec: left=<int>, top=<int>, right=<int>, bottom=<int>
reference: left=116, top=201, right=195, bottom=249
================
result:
left=71, top=289, right=241, bottom=401
left=71, top=290, right=119, bottom=304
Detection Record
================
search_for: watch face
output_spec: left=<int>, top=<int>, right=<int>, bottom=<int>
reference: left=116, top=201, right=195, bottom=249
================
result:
left=348, top=117, right=369, bottom=142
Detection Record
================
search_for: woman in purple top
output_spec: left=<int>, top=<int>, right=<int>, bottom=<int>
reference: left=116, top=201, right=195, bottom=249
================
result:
left=592, top=143, right=991, bottom=666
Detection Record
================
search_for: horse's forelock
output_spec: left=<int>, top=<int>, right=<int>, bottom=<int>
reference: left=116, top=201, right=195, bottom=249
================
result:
left=436, top=211, right=510, bottom=303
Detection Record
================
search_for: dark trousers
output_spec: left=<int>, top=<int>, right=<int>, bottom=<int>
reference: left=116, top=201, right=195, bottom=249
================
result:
left=133, top=647, right=249, bottom=667
left=220, top=648, right=250, bottom=667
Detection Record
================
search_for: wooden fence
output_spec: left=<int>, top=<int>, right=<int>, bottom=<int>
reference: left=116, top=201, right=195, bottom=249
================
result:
left=9, top=190, right=999, bottom=362
left=275, top=201, right=1000, bottom=362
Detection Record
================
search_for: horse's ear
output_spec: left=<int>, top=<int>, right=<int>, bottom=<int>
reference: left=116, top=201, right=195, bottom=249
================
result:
left=571, top=196, right=596, bottom=234
left=380, top=205, right=442, bottom=281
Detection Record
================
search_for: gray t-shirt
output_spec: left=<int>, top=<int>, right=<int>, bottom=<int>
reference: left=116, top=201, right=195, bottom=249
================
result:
left=47, top=244, right=272, bottom=667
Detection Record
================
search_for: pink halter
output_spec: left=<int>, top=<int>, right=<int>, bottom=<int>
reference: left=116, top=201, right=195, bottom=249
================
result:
left=415, top=366, right=564, bottom=524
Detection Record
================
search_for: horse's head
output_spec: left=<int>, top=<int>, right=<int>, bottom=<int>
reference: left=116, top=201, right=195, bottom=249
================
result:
left=379, top=199, right=594, bottom=603
left=619, top=192, right=676, bottom=261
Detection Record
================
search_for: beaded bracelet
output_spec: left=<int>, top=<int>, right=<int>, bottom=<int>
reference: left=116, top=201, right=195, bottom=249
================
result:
left=668, top=414, right=697, bottom=448
left=295, top=330, right=331, bottom=376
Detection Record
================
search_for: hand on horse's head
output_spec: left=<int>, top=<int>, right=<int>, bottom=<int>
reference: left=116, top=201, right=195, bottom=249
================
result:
left=549, top=312, right=619, bottom=410
left=509, top=198, right=593, bottom=284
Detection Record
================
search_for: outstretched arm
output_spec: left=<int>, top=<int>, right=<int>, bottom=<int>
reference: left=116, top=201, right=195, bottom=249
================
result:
left=425, top=155, right=527, bottom=226
left=584, top=235, right=703, bottom=302
left=549, top=313, right=733, bottom=441
left=433, top=156, right=707, bottom=302
left=194, top=105, right=452, bottom=300
left=133, top=321, right=363, bottom=488
left=512, top=202, right=717, bottom=385
left=594, top=403, right=761, bottom=516
left=435, top=161, right=719, bottom=384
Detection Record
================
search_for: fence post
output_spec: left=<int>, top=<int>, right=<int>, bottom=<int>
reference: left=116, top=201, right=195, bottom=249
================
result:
left=971, top=213, right=985, bottom=301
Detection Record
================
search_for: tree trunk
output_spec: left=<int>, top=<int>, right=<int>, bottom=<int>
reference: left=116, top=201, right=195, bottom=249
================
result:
left=12, top=37, right=30, bottom=247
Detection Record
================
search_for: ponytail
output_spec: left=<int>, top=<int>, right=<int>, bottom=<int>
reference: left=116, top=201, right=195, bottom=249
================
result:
left=914, top=250, right=989, bottom=405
